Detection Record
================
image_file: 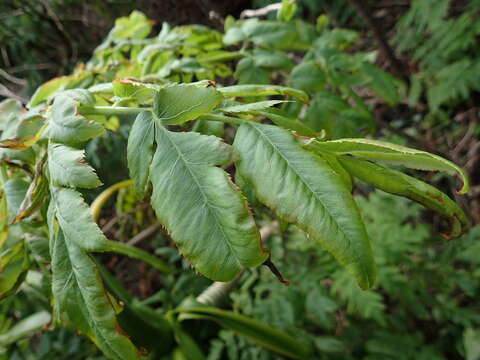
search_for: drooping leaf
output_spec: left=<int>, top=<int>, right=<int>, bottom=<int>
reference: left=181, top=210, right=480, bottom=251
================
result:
left=46, top=90, right=104, bottom=145
left=154, top=83, right=223, bottom=125
left=233, top=123, right=376, bottom=289
left=218, top=84, right=309, bottom=103
left=149, top=124, right=268, bottom=281
left=127, top=111, right=155, bottom=198
left=49, top=226, right=140, bottom=360
left=177, top=304, right=311, bottom=359
left=338, top=156, right=468, bottom=238
left=4, top=179, right=29, bottom=220
left=311, top=138, right=469, bottom=194
left=48, top=142, right=102, bottom=189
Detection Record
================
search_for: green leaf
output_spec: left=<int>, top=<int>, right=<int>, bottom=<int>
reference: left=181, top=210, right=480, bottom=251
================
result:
left=361, top=63, right=401, bottom=106
left=28, top=76, right=71, bottom=108
left=50, top=227, right=140, bottom=360
left=177, top=305, right=311, bottom=359
left=111, top=10, right=152, bottom=39
left=255, top=108, right=318, bottom=137
left=112, top=79, right=158, bottom=103
left=288, top=61, right=326, bottom=93
left=197, top=50, right=243, bottom=63
left=338, top=156, right=469, bottom=238
left=464, top=328, right=480, bottom=360
left=311, top=138, right=469, bottom=194
left=48, top=142, right=102, bottom=189
left=217, top=100, right=287, bottom=114
left=46, top=90, right=104, bottom=145
left=233, top=123, right=376, bottom=289
left=127, top=111, right=155, bottom=198
left=218, top=85, right=309, bottom=103
left=52, top=187, right=109, bottom=252
left=0, top=242, right=29, bottom=299
left=4, top=179, right=29, bottom=220
left=234, top=57, right=270, bottom=85
left=170, top=320, right=206, bottom=360
left=278, top=0, right=298, bottom=21
left=0, top=311, right=51, bottom=346
left=251, top=49, right=294, bottom=69
left=14, top=167, right=48, bottom=224
left=149, top=125, right=268, bottom=281
left=154, top=84, right=223, bottom=125
left=0, top=99, right=22, bottom=130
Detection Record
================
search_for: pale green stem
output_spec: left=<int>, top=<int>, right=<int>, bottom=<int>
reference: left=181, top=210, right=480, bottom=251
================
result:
left=90, top=179, right=133, bottom=223
left=104, top=240, right=173, bottom=273
left=197, top=113, right=246, bottom=125
left=80, top=106, right=149, bottom=117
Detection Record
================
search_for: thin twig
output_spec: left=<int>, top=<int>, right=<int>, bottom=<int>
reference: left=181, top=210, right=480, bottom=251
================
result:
left=241, top=2, right=283, bottom=18
left=0, top=84, right=28, bottom=103
left=127, top=223, right=161, bottom=246
left=0, top=68, right=27, bottom=85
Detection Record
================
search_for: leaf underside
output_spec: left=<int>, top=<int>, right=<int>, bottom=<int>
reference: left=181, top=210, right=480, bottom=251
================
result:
left=312, top=138, right=469, bottom=194
left=339, top=156, right=469, bottom=238
left=233, top=123, right=376, bottom=289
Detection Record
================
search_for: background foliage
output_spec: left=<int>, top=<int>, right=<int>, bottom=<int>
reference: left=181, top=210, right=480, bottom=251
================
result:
left=0, top=0, right=479, bottom=359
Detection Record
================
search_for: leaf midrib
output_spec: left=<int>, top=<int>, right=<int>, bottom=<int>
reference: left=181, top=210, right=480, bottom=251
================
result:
left=60, top=235, right=126, bottom=360
left=156, top=125, right=240, bottom=269
left=248, top=123, right=353, bottom=254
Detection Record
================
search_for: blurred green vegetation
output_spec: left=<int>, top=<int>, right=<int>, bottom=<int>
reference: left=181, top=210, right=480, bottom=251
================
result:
left=1, top=1, right=479, bottom=359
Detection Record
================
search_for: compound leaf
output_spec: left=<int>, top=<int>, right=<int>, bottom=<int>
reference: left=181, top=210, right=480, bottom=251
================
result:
left=149, top=124, right=268, bottom=281
left=233, top=123, right=376, bottom=289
